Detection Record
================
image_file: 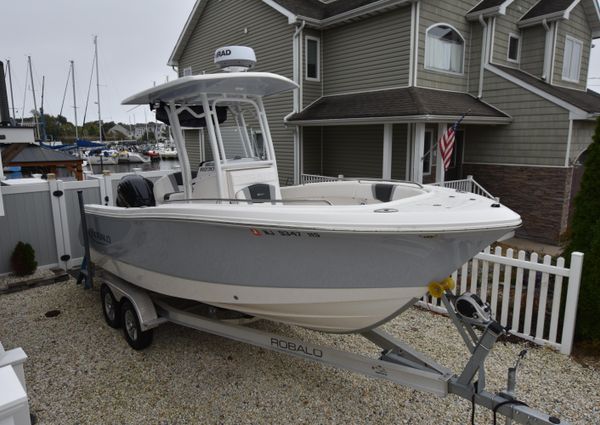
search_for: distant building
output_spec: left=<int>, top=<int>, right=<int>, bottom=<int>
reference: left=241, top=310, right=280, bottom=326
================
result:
left=107, top=124, right=131, bottom=139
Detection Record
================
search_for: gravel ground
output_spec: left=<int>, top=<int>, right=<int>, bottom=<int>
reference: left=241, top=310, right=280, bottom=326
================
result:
left=0, top=269, right=54, bottom=291
left=1, top=280, right=598, bottom=425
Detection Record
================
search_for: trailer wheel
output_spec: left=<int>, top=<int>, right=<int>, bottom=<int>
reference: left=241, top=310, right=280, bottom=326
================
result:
left=121, top=299, right=153, bottom=350
left=101, top=284, right=121, bottom=329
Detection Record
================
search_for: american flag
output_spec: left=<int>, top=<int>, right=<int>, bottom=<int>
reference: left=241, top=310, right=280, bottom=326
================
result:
left=439, top=114, right=466, bottom=172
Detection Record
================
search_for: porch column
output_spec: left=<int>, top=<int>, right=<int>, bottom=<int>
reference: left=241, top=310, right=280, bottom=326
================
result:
left=436, top=123, right=447, bottom=182
left=412, top=122, right=425, bottom=183
left=382, top=124, right=393, bottom=180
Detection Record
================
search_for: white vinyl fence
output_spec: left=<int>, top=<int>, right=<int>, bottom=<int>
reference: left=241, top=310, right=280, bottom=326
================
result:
left=0, top=170, right=175, bottom=273
left=418, top=246, right=583, bottom=356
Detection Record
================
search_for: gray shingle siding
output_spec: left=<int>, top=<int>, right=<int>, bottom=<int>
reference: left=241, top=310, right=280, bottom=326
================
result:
left=322, top=125, right=383, bottom=178
left=417, top=0, right=478, bottom=92
left=177, top=0, right=296, bottom=183
left=492, top=0, right=539, bottom=68
left=467, top=70, right=570, bottom=166
left=322, top=7, right=412, bottom=96
left=301, top=126, right=322, bottom=175
left=552, top=3, right=592, bottom=91
left=391, top=124, right=409, bottom=180
left=520, top=25, right=546, bottom=77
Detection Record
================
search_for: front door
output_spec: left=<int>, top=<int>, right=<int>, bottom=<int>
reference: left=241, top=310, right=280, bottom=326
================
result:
left=444, top=130, right=464, bottom=181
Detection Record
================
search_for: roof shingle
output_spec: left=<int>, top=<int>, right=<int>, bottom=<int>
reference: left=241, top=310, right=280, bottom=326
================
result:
left=270, top=0, right=387, bottom=20
left=287, top=87, right=510, bottom=123
left=468, top=0, right=509, bottom=14
left=521, top=0, right=577, bottom=20
left=494, top=65, right=600, bottom=113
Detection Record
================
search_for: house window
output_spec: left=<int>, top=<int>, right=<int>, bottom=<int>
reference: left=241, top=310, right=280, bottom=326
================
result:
left=423, top=130, right=433, bottom=175
left=507, top=34, right=520, bottom=63
left=425, top=24, right=464, bottom=74
left=182, top=66, right=192, bottom=77
left=562, top=36, right=583, bottom=83
left=305, top=36, right=320, bottom=81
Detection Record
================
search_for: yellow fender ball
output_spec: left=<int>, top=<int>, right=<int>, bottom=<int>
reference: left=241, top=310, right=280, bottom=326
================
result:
left=441, top=277, right=456, bottom=292
left=428, top=281, right=444, bottom=298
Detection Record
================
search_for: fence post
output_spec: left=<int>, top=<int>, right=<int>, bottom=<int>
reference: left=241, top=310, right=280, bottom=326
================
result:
left=560, top=252, right=584, bottom=355
left=48, top=177, right=68, bottom=271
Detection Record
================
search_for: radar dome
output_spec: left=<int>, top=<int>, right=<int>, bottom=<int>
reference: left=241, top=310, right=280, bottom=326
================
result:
left=214, top=46, right=256, bottom=72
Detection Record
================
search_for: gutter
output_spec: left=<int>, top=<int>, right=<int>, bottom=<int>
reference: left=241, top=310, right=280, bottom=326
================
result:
left=285, top=115, right=513, bottom=127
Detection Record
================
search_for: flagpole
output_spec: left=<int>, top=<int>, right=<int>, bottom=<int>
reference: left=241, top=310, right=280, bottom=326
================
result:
left=420, top=109, right=470, bottom=162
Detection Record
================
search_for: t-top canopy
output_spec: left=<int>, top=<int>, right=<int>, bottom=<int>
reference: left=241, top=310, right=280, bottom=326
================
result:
left=122, top=72, right=298, bottom=105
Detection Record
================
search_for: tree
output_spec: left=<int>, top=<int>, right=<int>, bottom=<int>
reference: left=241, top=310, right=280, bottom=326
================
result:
left=565, top=116, right=600, bottom=343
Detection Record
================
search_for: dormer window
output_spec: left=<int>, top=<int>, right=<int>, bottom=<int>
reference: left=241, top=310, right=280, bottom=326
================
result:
left=425, top=24, right=464, bottom=74
left=507, top=34, right=520, bottom=63
left=562, top=35, right=583, bottom=83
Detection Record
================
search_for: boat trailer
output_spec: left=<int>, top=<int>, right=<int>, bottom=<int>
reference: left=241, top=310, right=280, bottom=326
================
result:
left=92, top=269, right=566, bottom=425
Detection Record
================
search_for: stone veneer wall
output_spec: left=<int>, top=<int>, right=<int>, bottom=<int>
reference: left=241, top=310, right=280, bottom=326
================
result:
left=462, top=164, right=574, bottom=244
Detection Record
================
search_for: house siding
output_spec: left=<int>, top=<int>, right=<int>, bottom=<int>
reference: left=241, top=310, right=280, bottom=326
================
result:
left=322, top=7, right=412, bottom=96
left=467, top=23, right=483, bottom=96
left=177, top=0, right=296, bottom=183
left=570, top=120, right=596, bottom=163
left=466, top=71, right=570, bottom=166
left=322, top=125, right=383, bottom=178
left=303, top=28, right=323, bottom=108
left=520, top=26, right=546, bottom=77
left=302, top=126, right=322, bottom=175
left=552, top=4, right=592, bottom=91
left=492, top=0, right=539, bottom=68
left=391, top=124, right=409, bottom=180
left=417, top=0, right=478, bottom=92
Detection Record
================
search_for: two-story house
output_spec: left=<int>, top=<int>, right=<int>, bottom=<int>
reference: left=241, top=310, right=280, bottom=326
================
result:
left=167, top=0, right=600, bottom=243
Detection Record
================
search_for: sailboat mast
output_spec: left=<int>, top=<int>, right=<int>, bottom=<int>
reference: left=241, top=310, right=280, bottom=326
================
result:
left=27, top=56, right=40, bottom=139
left=40, top=75, right=47, bottom=142
left=71, top=60, right=79, bottom=140
left=6, top=60, right=16, bottom=125
left=94, top=35, right=102, bottom=143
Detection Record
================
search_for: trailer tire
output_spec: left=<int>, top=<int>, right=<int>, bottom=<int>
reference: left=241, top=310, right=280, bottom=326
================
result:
left=121, top=299, right=153, bottom=350
left=101, top=284, right=121, bottom=329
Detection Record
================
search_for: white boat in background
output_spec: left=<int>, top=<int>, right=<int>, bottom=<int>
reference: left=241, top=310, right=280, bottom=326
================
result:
left=86, top=150, right=118, bottom=165
left=159, top=146, right=178, bottom=159
left=117, top=150, right=150, bottom=164
left=84, top=47, right=521, bottom=333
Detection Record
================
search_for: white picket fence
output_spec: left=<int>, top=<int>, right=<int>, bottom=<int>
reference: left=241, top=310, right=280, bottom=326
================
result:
left=419, top=246, right=583, bottom=355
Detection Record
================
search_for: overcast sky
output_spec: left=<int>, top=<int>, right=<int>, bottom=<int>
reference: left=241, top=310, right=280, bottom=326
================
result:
left=2, top=0, right=600, bottom=126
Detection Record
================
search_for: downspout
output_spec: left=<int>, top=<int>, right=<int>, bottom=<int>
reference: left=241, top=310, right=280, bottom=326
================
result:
left=542, top=19, right=552, bottom=81
left=288, top=20, right=305, bottom=184
left=478, top=15, right=488, bottom=98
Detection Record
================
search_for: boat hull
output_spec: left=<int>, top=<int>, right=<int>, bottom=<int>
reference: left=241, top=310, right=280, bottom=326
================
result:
left=86, top=213, right=510, bottom=332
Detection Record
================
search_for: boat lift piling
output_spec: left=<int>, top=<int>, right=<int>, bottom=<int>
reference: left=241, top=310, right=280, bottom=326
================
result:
left=96, top=270, right=567, bottom=425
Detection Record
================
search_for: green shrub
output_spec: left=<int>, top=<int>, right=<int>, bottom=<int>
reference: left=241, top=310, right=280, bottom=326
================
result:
left=565, top=116, right=600, bottom=342
left=10, top=241, right=38, bottom=276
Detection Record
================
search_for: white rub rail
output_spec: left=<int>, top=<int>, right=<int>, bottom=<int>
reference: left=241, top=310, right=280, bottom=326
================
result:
left=418, top=246, right=583, bottom=356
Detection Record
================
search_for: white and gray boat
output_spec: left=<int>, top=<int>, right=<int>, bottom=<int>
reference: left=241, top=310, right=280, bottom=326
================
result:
left=84, top=47, right=521, bottom=333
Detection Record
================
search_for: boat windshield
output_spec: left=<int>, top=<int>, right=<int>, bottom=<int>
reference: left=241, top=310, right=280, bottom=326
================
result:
left=214, top=101, right=268, bottom=162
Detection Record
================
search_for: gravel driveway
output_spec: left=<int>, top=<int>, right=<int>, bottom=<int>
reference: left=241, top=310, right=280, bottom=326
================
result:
left=1, top=280, right=598, bottom=424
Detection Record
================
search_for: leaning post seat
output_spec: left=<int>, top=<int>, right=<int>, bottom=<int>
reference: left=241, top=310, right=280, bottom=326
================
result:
left=116, top=175, right=156, bottom=208
left=153, top=173, right=181, bottom=204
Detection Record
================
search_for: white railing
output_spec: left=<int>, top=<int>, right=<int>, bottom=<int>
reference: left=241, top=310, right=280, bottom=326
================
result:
left=418, top=246, right=583, bottom=356
left=300, top=174, right=496, bottom=200
left=429, top=175, right=496, bottom=200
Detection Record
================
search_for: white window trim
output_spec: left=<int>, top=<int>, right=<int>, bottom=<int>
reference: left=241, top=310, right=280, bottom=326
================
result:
left=182, top=66, right=192, bottom=77
left=305, top=36, right=320, bottom=82
left=423, top=128, right=433, bottom=176
left=507, top=32, right=521, bottom=63
left=424, top=23, right=466, bottom=76
left=562, top=35, right=583, bottom=83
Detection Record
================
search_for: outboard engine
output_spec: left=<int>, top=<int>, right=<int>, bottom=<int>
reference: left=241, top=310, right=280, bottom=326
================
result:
left=116, top=175, right=155, bottom=208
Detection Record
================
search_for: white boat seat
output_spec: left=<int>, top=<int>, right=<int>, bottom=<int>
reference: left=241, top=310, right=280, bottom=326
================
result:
left=236, top=183, right=277, bottom=201
left=153, top=174, right=182, bottom=204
